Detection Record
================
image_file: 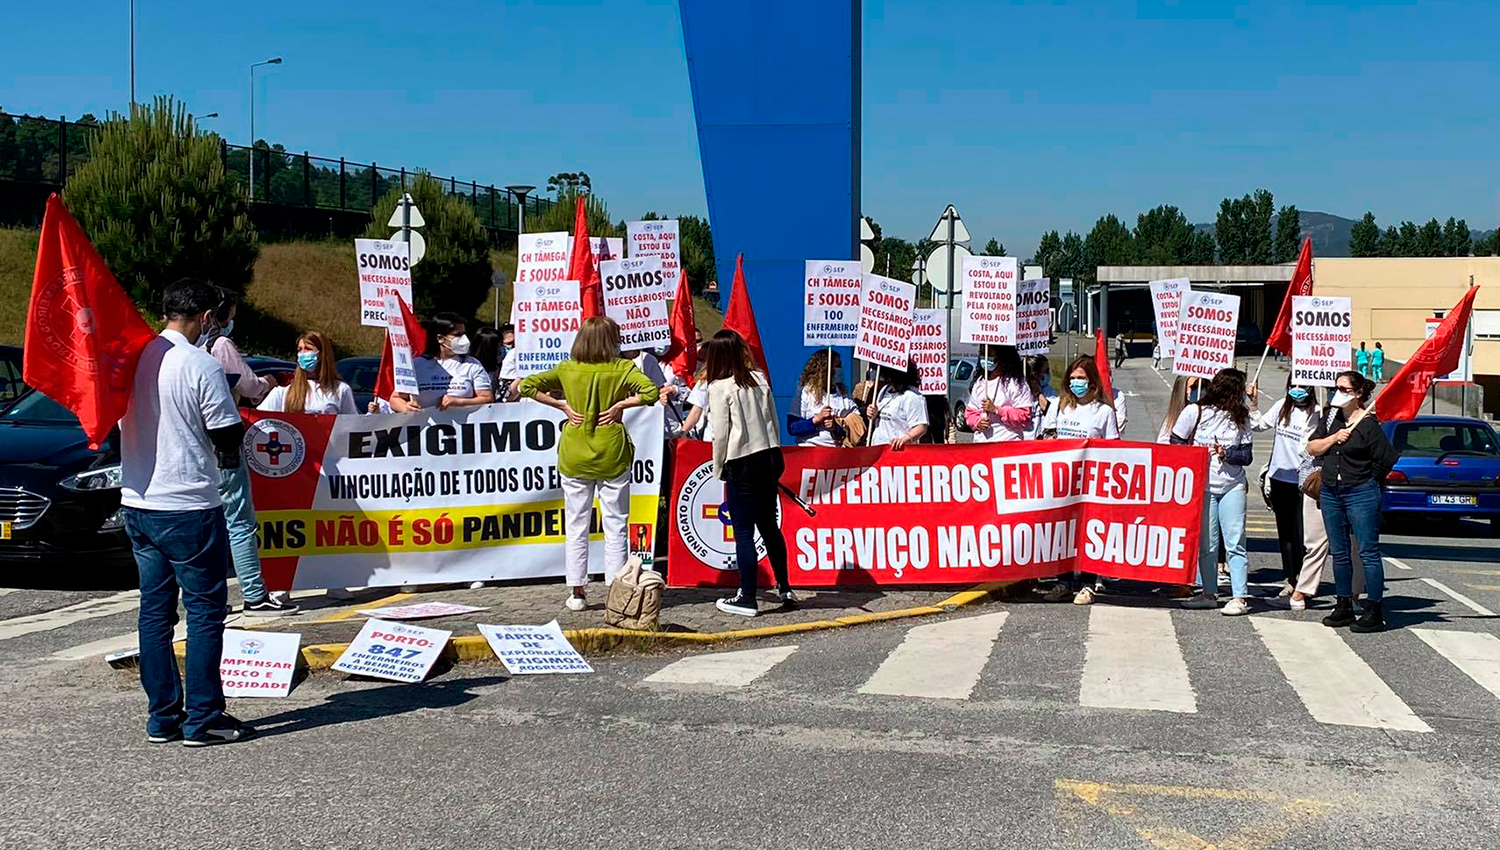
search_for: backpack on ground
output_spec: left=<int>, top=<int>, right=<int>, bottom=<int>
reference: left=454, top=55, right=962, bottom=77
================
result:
left=605, top=556, right=665, bottom=630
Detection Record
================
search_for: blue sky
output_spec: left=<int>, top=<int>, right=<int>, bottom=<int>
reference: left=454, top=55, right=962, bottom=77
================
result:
left=4, top=1, right=1498, bottom=256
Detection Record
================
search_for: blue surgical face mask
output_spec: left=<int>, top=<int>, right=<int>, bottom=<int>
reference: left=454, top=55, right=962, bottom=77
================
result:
left=1287, top=387, right=1310, bottom=404
left=1068, top=378, right=1090, bottom=396
left=979, top=357, right=996, bottom=372
left=296, top=351, right=319, bottom=372
left=220, top=318, right=234, bottom=337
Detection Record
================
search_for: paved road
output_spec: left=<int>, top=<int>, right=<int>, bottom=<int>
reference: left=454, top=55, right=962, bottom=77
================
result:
left=2, top=355, right=1497, bottom=849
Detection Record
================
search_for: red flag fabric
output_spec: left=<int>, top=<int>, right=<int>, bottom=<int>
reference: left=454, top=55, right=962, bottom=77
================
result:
left=719, top=254, right=769, bottom=376
left=569, top=196, right=603, bottom=319
left=23, top=195, right=156, bottom=449
left=661, top=273, right=698, bottom=385
left=373, top=297, right=427, bottom=405
left=1266, top=237, right=1314, bottom=355
left=1373, top=287, right=1480, bottom=422
left=1093, top=328, right=1114, bottom=403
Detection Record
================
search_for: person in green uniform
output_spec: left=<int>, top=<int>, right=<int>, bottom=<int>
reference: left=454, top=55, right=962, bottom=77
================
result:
left=1354, top=341, right=1370, bottom=379
left=1370, top=341, right=1384, bottom=382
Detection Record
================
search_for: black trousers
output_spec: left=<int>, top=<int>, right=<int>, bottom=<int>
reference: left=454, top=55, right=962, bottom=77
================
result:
left=1268, top=477, right=1306, bottom=584
left=724, top=448, right=790, bottom=598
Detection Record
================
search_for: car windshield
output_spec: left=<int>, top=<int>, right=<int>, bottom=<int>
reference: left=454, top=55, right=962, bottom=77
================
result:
left=0, top=389, right=81, bottom=425
left=1393, top=423, right=1500, bottom=457
left=339, top=361, right=380, bottom=393
left=0, top=355, right=25, bottom=404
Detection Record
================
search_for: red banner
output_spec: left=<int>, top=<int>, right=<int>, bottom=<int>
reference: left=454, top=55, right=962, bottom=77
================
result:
left=668, top=439, right=1208, bottom=588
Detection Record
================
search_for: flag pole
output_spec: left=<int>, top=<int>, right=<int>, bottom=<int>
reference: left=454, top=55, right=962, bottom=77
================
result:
left=1251, top=344, right=1272, bottom=386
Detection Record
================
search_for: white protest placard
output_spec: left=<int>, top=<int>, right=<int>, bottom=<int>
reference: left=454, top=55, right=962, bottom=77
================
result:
left=478, top=620, right=594, bottom=675
left=960, top=256, right=1019, bottom=345
left=601, top=255, right=670, bottom=305
left=854, top=274, right=917, bottom=369
left=911, top=308, right=949, bottom=396
left=626, top=219, right=681, bottom=290
left=1290, top=296, right=1352, bottom=388
left=356, top=602, right=489, bottom=620
left=384, top=293, right=420, bottom=395
left=512, top=279, right=582, bottom=376
left=332, top=618, right=450, bottom=683
left=1149, top=278, right=1189, bottom=359
left=568, top=236, right=625, bottom=273
left=803, top=260, right=862, bottom=346
left=1173, top=290, right=1241, bottom=378
left=515, top=232, right=571, bottom=286
left=1016, top=278, right=1052, bottom=356
left=219, top=629, right=301, bottom=698
left=355, top=238, right=413, bottom=327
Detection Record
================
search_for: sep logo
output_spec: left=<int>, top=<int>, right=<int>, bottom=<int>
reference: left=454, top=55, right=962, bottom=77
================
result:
left=674, top=461, right=780, bottom=571
left=1312, top=297, right=1336, bottom=308
left=239, top=638, right=264, bottom=655
left=243, top=418, right=307, bottom=479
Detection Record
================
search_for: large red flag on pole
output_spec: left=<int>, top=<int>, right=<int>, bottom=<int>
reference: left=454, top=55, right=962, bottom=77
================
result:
left=1373, top=286, right=1480, bottom=422
left=661, top=273, right=698, bottom=385
left=569, top=196, right=603, bottom=319
left=1266, top=237, right=1313, bottom=355
left=23, top=195, right=157, bottom=448
left=719, top=254, right=769, bottom=376
left=373, top=296, right=427, bottom=405
left=1093, top=328, right=1114, bottom=402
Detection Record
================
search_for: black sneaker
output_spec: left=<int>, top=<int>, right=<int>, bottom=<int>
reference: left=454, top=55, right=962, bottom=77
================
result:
left=1322, top=596, right=1356, bottom=628
left=770, top=587, right=799, bottom=608
left=1350, top=601, right=1386, bottom=633
left=183, top=714, right=256, bottom=748
left=243, top=596, right=299, bottom=617
left=715, top=593, right=759, bottom=618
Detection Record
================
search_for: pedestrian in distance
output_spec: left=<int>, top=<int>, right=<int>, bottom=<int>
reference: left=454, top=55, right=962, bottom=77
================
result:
left=1354, top=341, right=1370, bottom=379
left=120, top=278, right=256, bottom=747
left=1152, top=337, right=1162, bottom=370
left=1248, top=378, right=1327, bottom=609
left=963, top=344, right=1033, bottom=442
left=257, top=331, right=358, bottom=416
left=1173, top=368, right=1255, bottom=615
left=1306, top=370, right=1398, bottom=632
left=387, top=312, right=495, bottom=412
left=1371, top=341, right=1385, bottom=383
left=866, top=359, right=930, bottom=449
left=789, top=349, right=858, bottom=447
left=1114, top=332, right=1127, bottom=369
left=516, top=316, right=659, bottom=611
left=703, top=330, right=794, bottom=617
left=1042, top=356, right=1120, bottom=605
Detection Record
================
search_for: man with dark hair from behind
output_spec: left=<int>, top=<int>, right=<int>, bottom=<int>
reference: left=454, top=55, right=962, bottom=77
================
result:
left=119, top=278, right=255, bottom=747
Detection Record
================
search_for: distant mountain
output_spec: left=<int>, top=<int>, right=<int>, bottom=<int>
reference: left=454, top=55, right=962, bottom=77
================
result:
left=1193, top=211, right=1496, bottom=259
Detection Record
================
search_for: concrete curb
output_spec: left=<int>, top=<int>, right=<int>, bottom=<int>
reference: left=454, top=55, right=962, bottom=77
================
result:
left=174, top=580, right=1024, bottom=672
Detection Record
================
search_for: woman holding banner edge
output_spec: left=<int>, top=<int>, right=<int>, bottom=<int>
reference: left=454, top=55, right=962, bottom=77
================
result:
left=1172, top=368, right=1255, bottom=615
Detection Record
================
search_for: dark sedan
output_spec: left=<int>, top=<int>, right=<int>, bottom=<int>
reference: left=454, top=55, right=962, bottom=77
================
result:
left=337, top=356, right=381, bottom=412
left=1382, top=416, right=1500, bottom=533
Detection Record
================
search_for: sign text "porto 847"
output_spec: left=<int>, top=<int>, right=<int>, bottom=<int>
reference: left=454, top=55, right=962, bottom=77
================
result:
left=1173, top=290, right=1240, bottom=378
left=803, top=260, right=862, bottom=346
left=1290, top=295, right=1351, bottom=388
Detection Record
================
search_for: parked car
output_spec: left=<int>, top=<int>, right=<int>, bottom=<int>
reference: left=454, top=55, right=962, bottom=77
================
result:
left=1381, top=416, right=1500, bottom=533
left=336, top=356, right=381, bottom=412
left=242, top=355, right=296, bottom=402
left=0, top=345, right=25, bottom=405
left=949, top=356, right=978, bottom=433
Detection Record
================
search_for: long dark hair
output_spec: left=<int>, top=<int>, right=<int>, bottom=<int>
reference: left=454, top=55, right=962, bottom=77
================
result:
left=1024, top=355, right=1050, bottom=397
left=703, top=329, right=758, bottom=389
left=1335, top=369, right=1376, bottom=406
left=421, top=312, right=465, bottom=359
left=1196, top=367, right=1249, bottom=428
left=1280, top=375, right=1318, bottom=426
left=880, top=359, right=920, bottom=393
left=473, top=326, right=503, bottom=373
left=974, top=344, right=1023, bottom=386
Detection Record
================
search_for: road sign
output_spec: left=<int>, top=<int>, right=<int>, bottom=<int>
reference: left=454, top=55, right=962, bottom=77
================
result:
left=928, top=204, right=971, bottom=244
left=859, top=242, right=875, bottom=274
left=389, top=228, right=427, bottom=266
left=386, top=194, right=426, bottom=228
left=859, top=216, right=875, bottom=241
left=924, top=243, right=972, bottom=294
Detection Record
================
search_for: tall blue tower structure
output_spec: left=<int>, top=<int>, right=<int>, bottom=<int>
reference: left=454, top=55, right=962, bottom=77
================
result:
left=677, top=1, right=861, bottom=437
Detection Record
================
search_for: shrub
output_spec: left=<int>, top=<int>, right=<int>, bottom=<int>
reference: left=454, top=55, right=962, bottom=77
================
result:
left=365, top=173, right=492, bottom=319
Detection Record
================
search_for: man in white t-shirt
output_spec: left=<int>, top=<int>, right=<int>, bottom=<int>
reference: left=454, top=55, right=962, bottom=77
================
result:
left=120, top=278, right=255, bottom=748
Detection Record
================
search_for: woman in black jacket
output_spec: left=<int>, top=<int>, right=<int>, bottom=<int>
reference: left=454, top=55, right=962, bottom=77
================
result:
left=1307, top=370, right=1398, bottom=632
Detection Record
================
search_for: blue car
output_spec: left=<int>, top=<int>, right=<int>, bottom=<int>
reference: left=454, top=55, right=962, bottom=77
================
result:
left=1381, top=416, right=1500, bottom=533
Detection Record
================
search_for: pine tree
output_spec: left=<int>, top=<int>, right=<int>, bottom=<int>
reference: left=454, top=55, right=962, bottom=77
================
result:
left=365, top=173, right=492, bottom=318
left=1274, top=205, right=1300, bottom=262
left=1349, top=212, right=1380, bottom=257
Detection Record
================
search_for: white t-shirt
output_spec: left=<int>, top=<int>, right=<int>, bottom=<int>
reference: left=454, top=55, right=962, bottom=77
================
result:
left=1027, top=385, right=1058, bottom=440
left=1254, top=398, right=1319, bottom=483
left=1111, top=388, right=1129, bottom=432
left=258, top=381, right=358, bottom=415
left=870, top=387, right=929, bottom=446
left=1043, top=400, right=1119, bottom=440
left=498, top=349, right=519, bottom=381
left=1171, top=404, right=1254, bottom=494
left=412, top=355, right=492, bottom=409
left=688, top=383, right=714, bottom=442
left=965, top=375, right=1034, bottom=443
left=796, top=386, right=858, bottom=447
left=119, top=329, right=243, bottom=511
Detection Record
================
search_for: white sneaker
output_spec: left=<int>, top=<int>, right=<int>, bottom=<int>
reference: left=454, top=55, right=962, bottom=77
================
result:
left=1221, top=598, right=1251, bottom=616
left=1181, top=594, right=1219, bottom=610
left=1277, top=582, right=1294, bottom=597
left=564, top=594, right=587, bottom=612
left=1072, top=587, right=1095, bottom=605
left=1289, top=596, right=1307, bottom=611
left=468, top=581, right=487, bottom=590
left=400, top=585, right=419, bottom=593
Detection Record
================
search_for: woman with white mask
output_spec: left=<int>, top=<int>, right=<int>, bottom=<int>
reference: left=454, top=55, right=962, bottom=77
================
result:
left=388, top=312, right=495, bottom=412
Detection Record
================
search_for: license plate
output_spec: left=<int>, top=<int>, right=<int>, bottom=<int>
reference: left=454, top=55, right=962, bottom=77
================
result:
left=1429, top=494, right=1478, bottom=506
left=0, top=521, right=9, bottom=540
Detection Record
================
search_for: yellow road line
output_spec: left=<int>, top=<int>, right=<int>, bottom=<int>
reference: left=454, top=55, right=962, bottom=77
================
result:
left=1454, top=569, right=1500, bottom=577
left=312, top=591, right=417, bottom=622
left=1464, top=584, right=1500, bottom=592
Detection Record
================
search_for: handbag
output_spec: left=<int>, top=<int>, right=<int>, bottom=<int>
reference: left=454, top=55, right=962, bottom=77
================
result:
left=604, top=556, right=666, bottom=630
left=1299, top=468, right=1322, bottom=502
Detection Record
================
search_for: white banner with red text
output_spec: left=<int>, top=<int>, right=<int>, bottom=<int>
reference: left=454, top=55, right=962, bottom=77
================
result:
left=668, top=439, right=1207, bottom=588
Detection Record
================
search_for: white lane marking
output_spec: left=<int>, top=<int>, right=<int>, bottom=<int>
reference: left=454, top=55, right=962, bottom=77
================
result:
left=1420, top=578, right=1497, bottom=617
left=51, top=620, right=191, bottom=662
left=1080, top=607, right=1196, bottom=714
left=858, top=612, right=1008, bottom=700
left=0, top=588, right=20, bottom=598
left=1252, top=619, right=1430, bottom=732
left=0, top=591, right=141, bottom=642
left=1413, top=629, right=1500, bottom=702
left=643, top=645, right=798, bottom=688
left=1383, top=557, right=1413, bottom=571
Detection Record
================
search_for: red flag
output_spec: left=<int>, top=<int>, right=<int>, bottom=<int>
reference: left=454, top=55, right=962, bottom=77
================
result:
left=373, top=297, right=427, bottom=404
left=1373, top=287, right=1480, bottom=422
left=568, top=196, right=603, bottom=319
left=661, top=273, right=698, bottom=385
left=1093, top=328, right=1114, bottom=403
left=1266, top=237, right=1313, bottom=355
left=719, top=254, right=769, bottom=376
left=22, top=195, right=156, bottom=449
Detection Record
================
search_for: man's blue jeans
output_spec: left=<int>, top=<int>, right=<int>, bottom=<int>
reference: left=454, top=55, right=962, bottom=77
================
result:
left=1321, top=480, right=1385, bottom=603
left=124, top=507, right=230, bottom=739
left=218, top=464, right=267, bottom=603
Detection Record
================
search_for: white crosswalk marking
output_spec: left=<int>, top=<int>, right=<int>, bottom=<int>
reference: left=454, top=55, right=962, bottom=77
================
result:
left=1420, top=578, right=1497, bottom=617
left=858, top=612, right=1008, bottom=700
left=51, top=621, right=190, bottom=661
left=1080, top=607, right=1196, bottom=714
left=0, top=591, right=141, bottom=642
left=1252, top=618, right=1430, bottom=732
left=1413, top=629, right=1500, bottom=702
left=644, top=646, right=798, bottom=688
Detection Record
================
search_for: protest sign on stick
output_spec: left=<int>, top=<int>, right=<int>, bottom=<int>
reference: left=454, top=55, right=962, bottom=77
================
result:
left=384, top=293, right=419, bottom=395
left=911, top=308, right=949, bottom=396
left=960, top=256, right=1018, bottom=345
left=1290, top=296, right=1351, bottom=388
left=513, top=279, right=582, bottom=376
left=1173, top=290, right=1240, bottom=378
left=601, top=257, right=671, bottom=349
left=355, top=239, right=412, bottom=327
left=1149, top=278, right=1189, bottom=359
left=626, top=219, right=681, bottom=290
left=854, top=274, right=917, bottom=369
left=515, top=232, right=571, bottom=287
left=1016, top=278, right=1052, bottom=356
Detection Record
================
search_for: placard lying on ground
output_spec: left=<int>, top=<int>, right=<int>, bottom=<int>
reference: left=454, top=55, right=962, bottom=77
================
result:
left=803, top=260, right=863, bottom=346
left=669, top=438, right=1208, bottom=589
left=244, top=404, right=664, bottom=592
left=854, top=274, right=916, bottom=369
left=961, top=256, right=1019, bottom=345
left=911, top=308, right=949, bottom=396
left=1016, top=278, right=1051, bottom=356
left=1173, top=290, right=1240, bottom=378
left=1290, top=296, right=1351, bottom=388
left=1149, top=278, right=1189, bottom=359
left=332, top=619, right=450, bottom=683
left=626, top=219, right=680, bottom=290
left=355, top=239, right=413, bottom=327
left=478, top=620, right=594, bottom=675
left=384, top=293, right=419, bottom=395
left=220, top=629, right=301, bottom=698
left=601, top=257, right=670, bottom=349
left=356, top=602, right=489, bottom=620
left=514, top=232, right=571, bottom=285
left=512, top=279, right=581, bottom=376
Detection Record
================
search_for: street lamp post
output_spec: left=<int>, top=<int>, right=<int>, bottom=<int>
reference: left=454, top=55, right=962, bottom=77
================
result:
left=505, top=184, right=535, bottom=238
left=248, top=57, right=283, bottom=201
left=129, top=0, right=136, bottom=109
left=195, top=112, right=219, bottom=129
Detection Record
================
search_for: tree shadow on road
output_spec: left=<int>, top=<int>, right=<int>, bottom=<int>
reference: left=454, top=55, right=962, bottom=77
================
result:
left=252, top=675, right=507, bottom=739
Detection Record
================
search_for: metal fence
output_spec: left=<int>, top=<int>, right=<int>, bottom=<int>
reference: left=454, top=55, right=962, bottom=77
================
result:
left=0, top=112, right=551, bottom=230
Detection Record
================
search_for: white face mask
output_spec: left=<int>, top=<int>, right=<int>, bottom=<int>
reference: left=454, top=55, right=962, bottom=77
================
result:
left=1329, top=391, right=1354, bottom=408
left=446, top=334, right=471, bottom=356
